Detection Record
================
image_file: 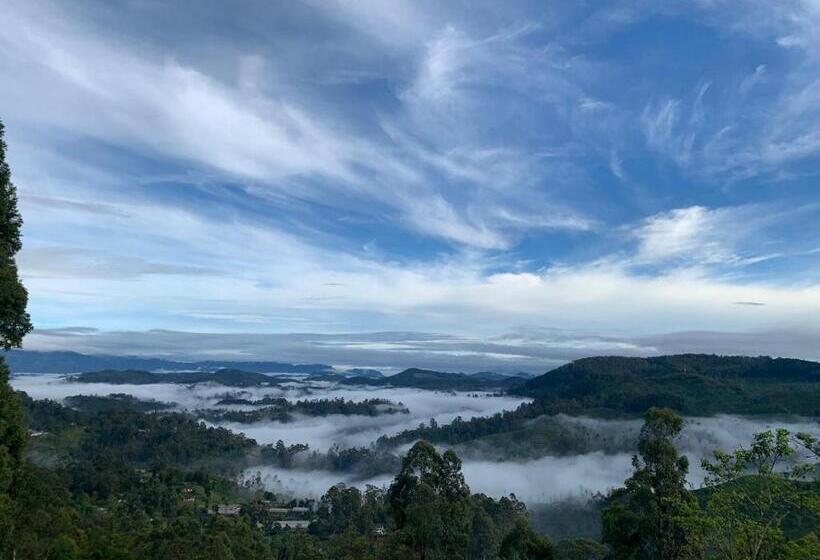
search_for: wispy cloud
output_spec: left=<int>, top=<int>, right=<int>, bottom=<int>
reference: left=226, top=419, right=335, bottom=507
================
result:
left=0, top=0, right=818, bottom=360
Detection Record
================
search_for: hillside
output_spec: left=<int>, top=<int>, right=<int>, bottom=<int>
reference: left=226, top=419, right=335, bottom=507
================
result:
left=511, top=354, right=820, bottom=415
left=381, top=354, right=820, bottom=450
left=342, top=367, right=524, bottom=391
left=70, top=368, right=277, bottom=387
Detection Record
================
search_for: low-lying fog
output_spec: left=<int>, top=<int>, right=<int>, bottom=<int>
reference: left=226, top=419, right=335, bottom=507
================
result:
left=13, top=374, right=818, bottom=505
left=10, top=373, right=528, bottom=450
left=246, top=415, right=819, bottom=503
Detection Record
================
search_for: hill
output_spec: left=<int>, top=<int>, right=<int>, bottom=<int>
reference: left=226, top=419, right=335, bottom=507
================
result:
left=342, top=367, right=525, bottom=391
left=70, top=368, right=277, bottom=387
left=341, top=368, right=384, bottom=378
left=511, top=354, right=820, bottom=415
left=380, top=354, right=820, bottom=451
left=3, top=349, right=334, bottom=374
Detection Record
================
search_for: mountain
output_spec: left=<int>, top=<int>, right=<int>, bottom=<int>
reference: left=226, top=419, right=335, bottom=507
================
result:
left=3, top=350, right=334, bottom=375
left=342, top=367, right=525, bottom=391
left=511, top=354, right=820, bottom=415
left=381, top=354, right=820, bottom=452
left=468, top=371, right=533, bottom=382
left=341, top=368, right=384, bottom=379
left=70, top=368, right=278, bottom=388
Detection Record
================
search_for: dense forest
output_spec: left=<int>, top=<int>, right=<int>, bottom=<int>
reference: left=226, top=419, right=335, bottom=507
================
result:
left=340, top=367, right=526, bottom=390
left=375, top=354, right=820, bottom=451
left=6, top=384, right=820, bottom=559
left=512, top=354, right=820, bottom=415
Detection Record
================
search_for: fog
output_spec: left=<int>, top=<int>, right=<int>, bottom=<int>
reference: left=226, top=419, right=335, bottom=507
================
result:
left=10, top=374, right=528, bottom=450
left=243, top=414, right=818, bottom=503
left=13, top=374, right=817, bottom=504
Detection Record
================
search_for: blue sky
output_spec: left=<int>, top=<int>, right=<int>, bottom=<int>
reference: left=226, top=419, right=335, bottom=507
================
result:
left=1, top=0, right=819, bottom=370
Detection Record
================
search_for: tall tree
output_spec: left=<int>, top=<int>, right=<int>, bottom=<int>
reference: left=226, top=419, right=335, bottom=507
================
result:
left=601, top=408, right=701, bottom=560
left=0, top=121, right=32, bottom=350
left=387, top=441, right=472, bottom=560
left=0, top=120, right=33, bottom=559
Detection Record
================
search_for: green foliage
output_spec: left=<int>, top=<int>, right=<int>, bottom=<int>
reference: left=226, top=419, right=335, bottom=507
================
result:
left=698, top=429, right=820, bottom=560
left=553, top=538, right=608, bottom=560
left=513, top=354, right=820, bottom=416
left=0, top=118, right=32, bottom=559
left=382, top=355, right=820, bottom=459
left=201, top=397, right=408, bottom=423
left=70, top=368, right=277, bottom=387
left=499, top=518, right=554, bottom=559
left=601, top=408, right=701, bottom=560
left=64, top=393, right=176, bottom=413
left=0, top=121, right=32, bottom=350
left=343, top=367, right=524, bottom=391
left=387, top=441, right=473, bottom=558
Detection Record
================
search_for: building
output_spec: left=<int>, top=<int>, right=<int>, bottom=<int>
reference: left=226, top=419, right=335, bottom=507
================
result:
left=216, top=504, right=241, bottom=516
left=275, top=520, right=311, bottom=530
left=264, top=506, right=290, bottom=514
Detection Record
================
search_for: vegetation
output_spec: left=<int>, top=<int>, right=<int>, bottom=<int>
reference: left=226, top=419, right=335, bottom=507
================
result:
left=201, top=397, right=408, bottom=423
left=601, top=408, right=700, bottom=559
left=6, top=390, right=552, bottom=559
left=342, top=367, right=525, bottom=391
left=697, top=429, right=820, bottom=559
left=64, top=393, right=177, bottom=413
left=70, top=368, right=279, bottom=387
left=512, top=355, right=820, bottom=416
left=0, top=119, right=34, bottom=558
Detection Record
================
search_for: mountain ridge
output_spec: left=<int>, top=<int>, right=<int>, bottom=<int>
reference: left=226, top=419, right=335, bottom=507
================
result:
left=3, top=350, right=334, bottom=375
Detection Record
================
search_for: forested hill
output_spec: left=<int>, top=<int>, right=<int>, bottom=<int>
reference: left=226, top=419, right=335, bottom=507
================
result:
left=511, top=354, right=820, bottom=415
left=341, top=367, right=525, bottom=390
left=70, top=368, right=278, bottom=387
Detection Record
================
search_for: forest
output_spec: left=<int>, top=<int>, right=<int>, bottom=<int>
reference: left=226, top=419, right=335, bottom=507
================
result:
left=4, top=378, right=820, bottom=559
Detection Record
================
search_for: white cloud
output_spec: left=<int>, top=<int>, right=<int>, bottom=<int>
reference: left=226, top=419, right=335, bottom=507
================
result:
left=633, top=206, right=738, bottom=264
left=0, top=1, right=593, bottom=250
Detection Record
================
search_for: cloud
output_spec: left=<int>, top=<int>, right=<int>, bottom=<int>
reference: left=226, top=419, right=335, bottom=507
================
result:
left=0, top=0, right=818, bottom=355
left=242, top=414, right=818, bottom=502
left=17, top=322, right=820, bottom=373
left=632, top=206, right=747, bottom=265
left=18, top=247, right=226, bottom=280
left=0, top=0, right=595, bottom=252
left=11, top=374, right=528, bottom=451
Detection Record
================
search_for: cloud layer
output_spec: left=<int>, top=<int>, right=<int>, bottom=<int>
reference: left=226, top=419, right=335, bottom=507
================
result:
left=0, top=1, right=818, bottom=361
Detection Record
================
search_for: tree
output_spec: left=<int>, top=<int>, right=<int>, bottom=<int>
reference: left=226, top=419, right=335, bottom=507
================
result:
left=0, top=121, right=32, bottom=350
left=387, top=441, right=472, bottom=560
left=0, top=119, right=33, bottom=560
left=699, top=429, right=820, bottom=560
left=601, top=408, right=701, bottom=560
left=499, top=518, right=554, bottom=560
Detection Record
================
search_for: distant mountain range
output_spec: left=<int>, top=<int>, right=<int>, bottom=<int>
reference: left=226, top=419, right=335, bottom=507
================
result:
left=3, top=350, right=335, bottom=375
left=4, top=351, right=533, bottom=389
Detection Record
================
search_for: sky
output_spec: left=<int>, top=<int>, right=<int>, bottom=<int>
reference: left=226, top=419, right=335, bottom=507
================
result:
left=1, top=0, right=819, bottom=371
